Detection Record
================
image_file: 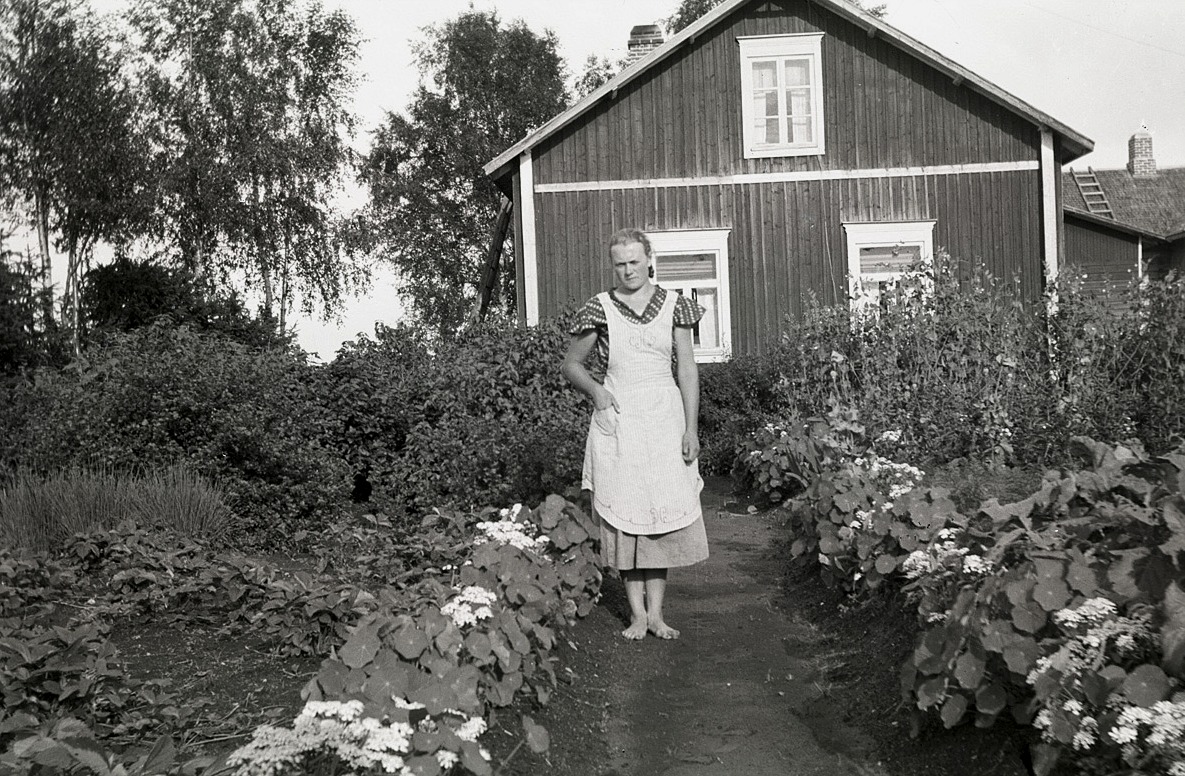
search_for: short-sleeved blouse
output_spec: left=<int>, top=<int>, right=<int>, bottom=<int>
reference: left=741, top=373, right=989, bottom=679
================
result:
left=569, top=286, right=705, bottom=380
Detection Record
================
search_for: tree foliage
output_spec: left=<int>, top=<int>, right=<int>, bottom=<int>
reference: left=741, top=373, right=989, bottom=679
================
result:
left=666, top=0, right=885, bottom=34
left=666, top=0, right=725, bottom=34
left=572, top=54, right=619, bottom=100
left=360, top=11, right=568, bottom=339
left=129, top=0, right=364, bottom=329
left=0, top=0, right=150, bottom=351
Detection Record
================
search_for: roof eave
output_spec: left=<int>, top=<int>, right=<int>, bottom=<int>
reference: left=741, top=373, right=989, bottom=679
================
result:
left=1064, top=206, right=1168, bottom=241
left=483, top=0, right=1095, bottom=181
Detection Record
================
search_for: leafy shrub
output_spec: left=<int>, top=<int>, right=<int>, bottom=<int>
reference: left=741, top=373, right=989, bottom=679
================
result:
left=895, top=438, right=1185, bottom=773
left=0, top=322, right=347, bottom=550
left=382, top=319, right=587, bottom=513
left=725, top=256, right=1185, bottom=477
left=698, top=354, right=790, bottom=475
left=0, top=465, right=230, bottom=551
left=312, top=322, right=433, bottom=509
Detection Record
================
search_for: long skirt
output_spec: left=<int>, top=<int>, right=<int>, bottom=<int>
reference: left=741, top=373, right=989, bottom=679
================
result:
left=598, top=509, right=709, bottom=571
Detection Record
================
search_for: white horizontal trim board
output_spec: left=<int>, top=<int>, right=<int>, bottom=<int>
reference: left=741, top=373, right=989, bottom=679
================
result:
left=533, top=160, right=1039, bottom=194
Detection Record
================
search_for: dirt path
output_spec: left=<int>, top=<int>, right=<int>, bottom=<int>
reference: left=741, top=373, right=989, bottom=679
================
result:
left=593, top=479, right=886, bottom=776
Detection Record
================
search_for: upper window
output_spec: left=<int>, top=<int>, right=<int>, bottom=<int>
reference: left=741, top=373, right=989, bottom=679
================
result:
left=738, top=33, right=825, bottom=159
left=843, top=221, right=936, bottom=312
left=649, top=229, right=732, bottom=363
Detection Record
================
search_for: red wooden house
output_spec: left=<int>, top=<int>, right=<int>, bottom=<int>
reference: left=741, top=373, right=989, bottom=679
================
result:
left=1063, top=131, right=1185, bottom=295
left=483, top=0, right=1093, bottom=360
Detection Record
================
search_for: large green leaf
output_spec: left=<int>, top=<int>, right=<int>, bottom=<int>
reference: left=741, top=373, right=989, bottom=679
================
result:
left=1123, top=664, right=1171, bottom=707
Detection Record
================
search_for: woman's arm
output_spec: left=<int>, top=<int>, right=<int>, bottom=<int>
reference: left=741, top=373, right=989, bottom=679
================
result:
left=562, top=330, right=618, bottom=411
left=673, top=326, right=700, bottom=464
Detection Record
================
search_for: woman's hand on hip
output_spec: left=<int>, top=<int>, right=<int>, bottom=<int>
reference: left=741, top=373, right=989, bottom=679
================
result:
left=682, top=431, right=700, bottom=464
left=593, top=387, right=619, bottom=412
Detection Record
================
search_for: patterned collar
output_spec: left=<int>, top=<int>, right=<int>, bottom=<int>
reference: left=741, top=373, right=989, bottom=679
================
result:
left=608, top=286, right=667, bottom=323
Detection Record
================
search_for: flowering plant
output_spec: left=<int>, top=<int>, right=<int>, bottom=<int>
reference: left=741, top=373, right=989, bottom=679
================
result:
left=440, top=586, right=498, bottom=629
left=227, top=698, right=489, bottom=776
left=901, top=527, right=993, bottom=623
left=1027, top=598, right=1162, bottom=754
left=473, top=504, right=550, bottom=554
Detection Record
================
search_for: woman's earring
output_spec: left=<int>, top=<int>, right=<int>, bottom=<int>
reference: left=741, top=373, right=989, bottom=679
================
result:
left=648, top=265, right=655, bottom=279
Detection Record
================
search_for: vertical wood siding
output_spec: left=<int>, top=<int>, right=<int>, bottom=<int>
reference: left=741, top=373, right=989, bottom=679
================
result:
left=533, top=0, right=1038, bottom=185
left=524, top=0, right=1049, bottom=353
left=1064, top=218, right=1139, bottom=290
left=535, top=168, right=1041, bottom=354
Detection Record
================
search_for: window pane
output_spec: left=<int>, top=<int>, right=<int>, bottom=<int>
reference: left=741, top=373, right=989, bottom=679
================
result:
left=788, top=88, right=811, bottom=117
left=763, top=90, right=779, bottom=117
left=657, top=252, right=717, bottom=283
left=763, top=118, right=780, bottom=144
left=859, top=244, right=922, bottom=274
left=783, top=58, right=810, bottom=87
left=692, top=287, right=719, bottom=349
left=790, top=116, right=812, bottom=143
left=752, top=60, right=778, bottom=89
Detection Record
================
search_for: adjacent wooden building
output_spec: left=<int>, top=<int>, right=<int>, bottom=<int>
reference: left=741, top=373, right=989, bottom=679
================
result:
left=483, top=0, right=1093, bottom=359
left=1063, top=131, right=1185, bottom=296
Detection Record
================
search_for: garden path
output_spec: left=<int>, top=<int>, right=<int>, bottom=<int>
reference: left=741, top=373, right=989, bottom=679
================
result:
left=595, top=477, right=887, bottom=776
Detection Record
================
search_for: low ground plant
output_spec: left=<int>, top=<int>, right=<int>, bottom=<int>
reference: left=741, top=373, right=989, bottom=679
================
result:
left=1, top=492, right=603, bottom=776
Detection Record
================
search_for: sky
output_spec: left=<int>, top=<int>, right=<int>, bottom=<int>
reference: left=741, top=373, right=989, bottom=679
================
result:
left=289, top=0, right=1185, bottom=360
left=22, top=0, right=1185, bottom=359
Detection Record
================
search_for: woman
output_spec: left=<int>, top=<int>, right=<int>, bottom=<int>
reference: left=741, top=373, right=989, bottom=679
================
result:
left=561, top=227, right=709, bottom=640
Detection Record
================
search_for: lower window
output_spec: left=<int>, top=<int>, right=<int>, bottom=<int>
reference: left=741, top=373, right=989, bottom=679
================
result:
left=843, top=221, right=936, bottom=312
left=648, top=229, right=732, bottom=362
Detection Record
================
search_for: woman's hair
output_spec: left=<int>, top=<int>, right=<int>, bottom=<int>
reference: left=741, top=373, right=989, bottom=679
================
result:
left=608, top=227, right=653, bottom=258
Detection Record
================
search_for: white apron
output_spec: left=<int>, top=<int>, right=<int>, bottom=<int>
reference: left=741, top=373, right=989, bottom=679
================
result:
left=581, top=290, right=703, bottom=535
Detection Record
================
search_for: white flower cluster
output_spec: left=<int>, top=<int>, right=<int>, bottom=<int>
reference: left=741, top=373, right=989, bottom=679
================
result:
left=852, top=455, right=924, bottom=499
left=1111, top=701, right=1185, bottom=772
left=474, top=503, right=550, bottom=554
left=876, top=429, right=903, bottom=445
left=1052, top=597, right=1117, bottom=629
left=1029, top=600, right=1150, bottom=686
left=227, top=699, right=491, bottom=776
left=228, top=700, right=415, bottom=776
left=902, top=530, right=985, bottom=581
left=440, top=585, right=498, bottom=628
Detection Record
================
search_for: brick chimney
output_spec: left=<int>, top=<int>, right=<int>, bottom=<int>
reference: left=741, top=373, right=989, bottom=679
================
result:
left=1127, top=129, right=1157, bottom=178
left=627, top=24, right=664, bottom=64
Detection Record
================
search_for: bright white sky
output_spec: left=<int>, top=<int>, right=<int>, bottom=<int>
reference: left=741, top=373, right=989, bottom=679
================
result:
left=36, top=1, right=1185, bottom=358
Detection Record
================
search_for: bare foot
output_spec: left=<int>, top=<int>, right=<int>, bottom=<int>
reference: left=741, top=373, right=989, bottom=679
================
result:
left=622, top=619, right=648, bottom=640
left=648, top=620, right=679, bottom=639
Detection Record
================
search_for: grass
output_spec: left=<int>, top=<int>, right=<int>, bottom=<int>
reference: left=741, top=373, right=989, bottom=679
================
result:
left=0, top=464, right=230, bottom=550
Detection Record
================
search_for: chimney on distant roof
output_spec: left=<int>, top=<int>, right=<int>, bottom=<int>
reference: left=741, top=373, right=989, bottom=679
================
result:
left=627, top=24, right=664, bottom=64
left=1127, top=129, right=1157, bottom=178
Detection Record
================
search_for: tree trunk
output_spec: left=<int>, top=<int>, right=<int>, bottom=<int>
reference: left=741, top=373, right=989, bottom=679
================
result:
left=34, top=184, right=54, bottom=329
left=466, top=196, right=513, bottom=329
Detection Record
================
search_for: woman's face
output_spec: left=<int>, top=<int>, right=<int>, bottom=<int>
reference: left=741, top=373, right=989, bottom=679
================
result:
left=610, top=240, right=651, bottom=292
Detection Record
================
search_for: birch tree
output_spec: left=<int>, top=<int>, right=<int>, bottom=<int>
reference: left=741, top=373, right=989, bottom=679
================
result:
left=130, top=0, right=362, bottom=330
left=0, top=0, right=148, bottom=351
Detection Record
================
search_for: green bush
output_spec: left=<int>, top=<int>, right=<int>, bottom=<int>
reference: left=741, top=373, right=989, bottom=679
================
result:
left=324, top=318, right=587, bottom=514
left=0, top=322, right=347, bottom=550
left=724, top=256, right=1185, bottom=476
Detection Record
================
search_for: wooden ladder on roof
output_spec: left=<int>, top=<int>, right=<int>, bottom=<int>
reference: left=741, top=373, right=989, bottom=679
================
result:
left=1071, top=167, right=1114, bottom=217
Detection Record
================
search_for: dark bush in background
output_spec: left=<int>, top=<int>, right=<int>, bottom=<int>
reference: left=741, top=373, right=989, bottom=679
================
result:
left=0, top=322, right=347, bottom=549
left=366, top=318, right=588, bottom=513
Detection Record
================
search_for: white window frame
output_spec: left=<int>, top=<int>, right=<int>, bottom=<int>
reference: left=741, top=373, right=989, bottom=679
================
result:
left=648, top=229, right=733, bottom=363
left=738, top=33, right=826, bottom=159
left=843, top=221, right=936, bottom=312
